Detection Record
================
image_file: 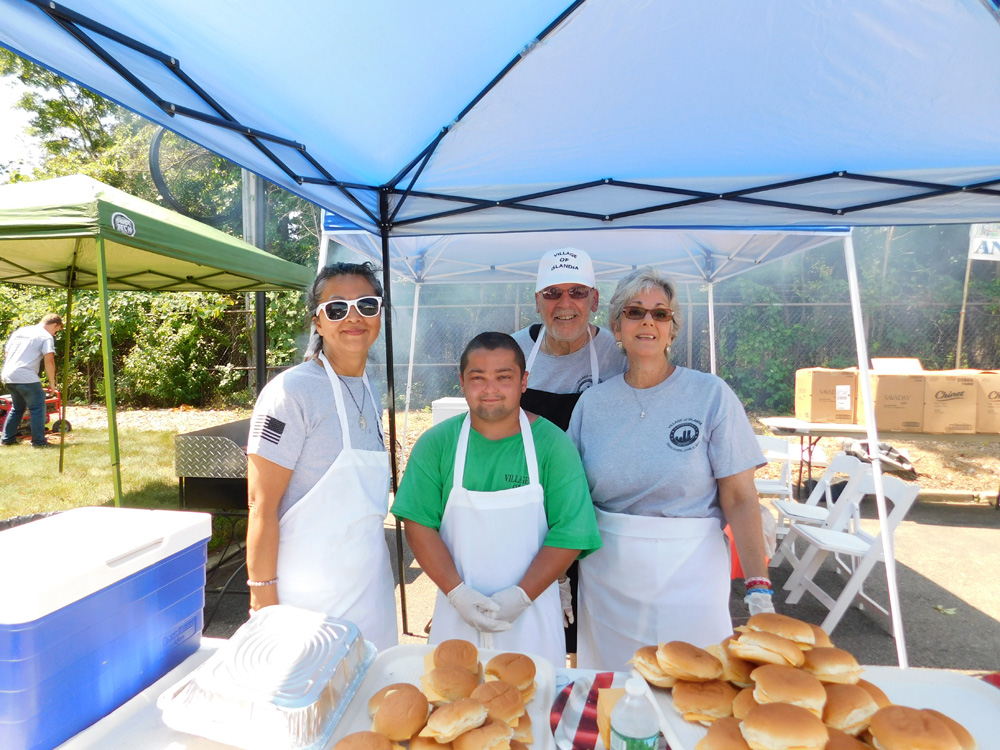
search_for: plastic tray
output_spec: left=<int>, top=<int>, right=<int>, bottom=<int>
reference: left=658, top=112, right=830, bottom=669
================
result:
left=330, top=643, right=556, bottom=750
left=158, top=607, right=375, bottom=750
left=645, top=665, right=1000, bottom=750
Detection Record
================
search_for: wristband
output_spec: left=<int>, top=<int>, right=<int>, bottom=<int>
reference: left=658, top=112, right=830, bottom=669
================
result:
left=745, top=576, right=772, bottom=588
left=247, top=577, right=278, bottom=587
left=744, top=588, right=774, bottom=597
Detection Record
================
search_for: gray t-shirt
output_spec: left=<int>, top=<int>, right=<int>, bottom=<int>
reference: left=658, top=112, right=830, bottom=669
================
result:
left=1, top=324, right=55, bottom=384
left=512, top=325, right=626, bottom=393
left=567, top=367, right=765, bottom=524
left=248, top=360, right=385, bottom=518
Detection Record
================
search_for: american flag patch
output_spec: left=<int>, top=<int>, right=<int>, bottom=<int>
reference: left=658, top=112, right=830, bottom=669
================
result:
left=252, top=414, right=286, bottom=445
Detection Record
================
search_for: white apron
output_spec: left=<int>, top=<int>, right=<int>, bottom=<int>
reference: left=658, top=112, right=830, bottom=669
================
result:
left=524, top=324, right=599, bottom=386
left=577, top=508, right=732, bottom=672
left=430, top=410, right=564, bottom=665
left=275, top=353, right=398, bottom=650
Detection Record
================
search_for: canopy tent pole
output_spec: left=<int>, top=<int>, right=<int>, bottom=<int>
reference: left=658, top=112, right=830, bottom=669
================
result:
left=95, top=236, right=124, bottom=507
left=955, top=254, right=973, bottom=366
left=707, top=283, right=717, bottom=375
left=844, top=231, right=908, bottom=668
left=242, top=170, right=268, bottom=395
left=58, top=240, right=80, bottom=473
left=380, top=192, right=411, bottom=636
left=400, top=283, right=422, bottom=459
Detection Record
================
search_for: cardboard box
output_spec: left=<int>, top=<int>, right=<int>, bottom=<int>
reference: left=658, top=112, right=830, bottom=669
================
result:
left=794, top=368, right=857, bottom=423
left=975, top=371, right=1000, bottom=434
left=857, top=372, right=925, bottom=432
left=871, top=357, right=924, bottom=374
left=922, top=371, right=977, bottom=434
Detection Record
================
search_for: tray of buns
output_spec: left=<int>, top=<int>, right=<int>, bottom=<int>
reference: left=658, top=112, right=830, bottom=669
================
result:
left=329, top=642, right=556, bottom=750
left=628, top=613, right=993, bottom=750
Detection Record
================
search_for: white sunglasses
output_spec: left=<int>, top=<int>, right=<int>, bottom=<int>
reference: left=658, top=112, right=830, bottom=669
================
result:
left=316, top=296, right=383, bottom=321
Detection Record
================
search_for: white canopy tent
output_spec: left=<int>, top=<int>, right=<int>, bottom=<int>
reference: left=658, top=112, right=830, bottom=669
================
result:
left=5, top=0, right=1000, bottom=664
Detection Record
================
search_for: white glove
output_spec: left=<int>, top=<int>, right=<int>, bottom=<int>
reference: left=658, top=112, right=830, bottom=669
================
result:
left=491, top=585, right=533, bottom=625
left=558, top=578, right=574, bottom=627
left=447, top=583, right=512, bottom=633
left=745, top=591, right=776, bottom=617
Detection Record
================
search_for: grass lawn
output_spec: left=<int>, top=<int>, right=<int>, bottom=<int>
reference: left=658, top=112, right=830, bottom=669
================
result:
left=0, top=427, right=181, bottom=520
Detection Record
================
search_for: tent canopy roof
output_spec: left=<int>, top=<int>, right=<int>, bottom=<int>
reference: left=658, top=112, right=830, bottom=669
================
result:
left=2, top=1, right=1000, bottom=238
left=0, top=175, right=313, bottom=292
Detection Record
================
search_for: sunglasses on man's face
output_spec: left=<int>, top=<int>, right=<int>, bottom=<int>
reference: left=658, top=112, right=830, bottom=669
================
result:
left=316, top=296, right=383, bottom=321
left=539, top=286, right=592, bottom=300
left=621, top=306, right=675, bottom=322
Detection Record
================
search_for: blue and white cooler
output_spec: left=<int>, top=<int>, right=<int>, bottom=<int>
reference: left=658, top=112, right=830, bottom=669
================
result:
left=0, top=506, right=212, bottom=750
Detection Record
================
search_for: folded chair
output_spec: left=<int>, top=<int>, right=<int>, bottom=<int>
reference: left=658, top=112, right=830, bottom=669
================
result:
left=771, top=453, right=866, bottom=537
left=781, top=474, right=919, bottom=634
left=754, top=435, right=795, bottom=501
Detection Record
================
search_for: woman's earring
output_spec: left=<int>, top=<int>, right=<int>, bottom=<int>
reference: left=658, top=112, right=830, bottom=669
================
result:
left=616, top=340, right=623, bottom=350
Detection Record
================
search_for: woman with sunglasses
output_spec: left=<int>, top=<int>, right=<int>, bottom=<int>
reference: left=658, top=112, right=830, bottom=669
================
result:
left=567, top=267, right=770, bottom=671
left=245, top=261, right=397, bottom=649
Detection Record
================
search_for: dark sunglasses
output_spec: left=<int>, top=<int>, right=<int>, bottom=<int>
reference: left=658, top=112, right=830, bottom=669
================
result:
left=622, top=306, right=674, bottom=322
left=316, top=296, right=383, bottom=321
left=539, top=286, right=592, bottom=300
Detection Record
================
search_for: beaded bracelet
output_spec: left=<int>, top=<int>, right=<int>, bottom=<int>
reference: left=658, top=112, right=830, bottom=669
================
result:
left=745, top=576, right=772, bottom=589
left=247, top=577, right=278, bottom=587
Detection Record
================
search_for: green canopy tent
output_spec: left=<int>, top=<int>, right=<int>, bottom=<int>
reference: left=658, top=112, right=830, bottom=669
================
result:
left=0, top=174, right=313, bottom=505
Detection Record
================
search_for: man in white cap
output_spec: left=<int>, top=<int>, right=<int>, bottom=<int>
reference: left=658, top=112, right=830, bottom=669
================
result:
left=510, top=248, right=625, bottom=659
left=512, top=248, right=625, bottom=431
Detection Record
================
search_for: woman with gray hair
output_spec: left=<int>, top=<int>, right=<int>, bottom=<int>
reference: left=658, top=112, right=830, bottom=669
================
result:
left=567, top=267, right=771, bottom=671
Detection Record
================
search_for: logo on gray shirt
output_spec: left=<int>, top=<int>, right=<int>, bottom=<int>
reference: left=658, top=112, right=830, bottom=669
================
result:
left=668, top=420, right=701, bottom=450
left=251, top=414, right=286, bottom=445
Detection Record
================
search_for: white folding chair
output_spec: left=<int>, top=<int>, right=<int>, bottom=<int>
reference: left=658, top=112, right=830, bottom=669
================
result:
left=754, top=435, right=794, bottom=501
left=769, top=456, right=871, bottom=569
left=781, top=474, right=920, bottom=634
left=771, top=453, right=865, bottom=538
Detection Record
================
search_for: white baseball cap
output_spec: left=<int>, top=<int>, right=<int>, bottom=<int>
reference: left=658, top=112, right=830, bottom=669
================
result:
left=535, top=248, right=597, bottom=292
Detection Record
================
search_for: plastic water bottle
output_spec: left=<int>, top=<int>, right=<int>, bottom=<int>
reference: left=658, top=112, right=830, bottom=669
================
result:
left=610, top=678, right=660, bottom=750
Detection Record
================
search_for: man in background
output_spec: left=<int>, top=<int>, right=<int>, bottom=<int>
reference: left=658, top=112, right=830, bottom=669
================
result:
left=2, top=313, right=63, bottom=447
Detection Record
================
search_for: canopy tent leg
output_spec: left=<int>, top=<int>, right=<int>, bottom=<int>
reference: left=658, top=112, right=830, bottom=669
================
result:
left=708, top=282, right=717, bottom=375
left=844, top=231, right=908, bottom=668
left=400, top=283, right=422, bottom=457
left=95, top=237, right=124, bottom=507
left=58, top=240, right=80, bottom=473
left=380, top=192, right=410, bottom=636
left=955, top=254, right=973, bottom=366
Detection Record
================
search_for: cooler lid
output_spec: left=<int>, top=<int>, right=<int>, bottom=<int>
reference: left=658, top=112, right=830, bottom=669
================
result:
left=0, top=506, right=212, bottom=624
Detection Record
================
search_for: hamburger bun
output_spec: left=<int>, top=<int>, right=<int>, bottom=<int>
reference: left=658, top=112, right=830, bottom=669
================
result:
left=809, top=623, right=833, bottom=648
left=732, top=687, right=759, bottom=720
left=922, top=710, right=977, bottom=750
left=868, top=705, right=962, bottom=750
left=471, top=680, right=526, bottom=726
left=485, top=654, right=536, bottom=693
left=420, top=698, right=488, bottom=743
left=630, top=646, right=678, bottom=688
left=694, top=716, right=750, bottom=750
left=746, top=613, right=816, bottom=649
left=410, top=735, right=452, bottom=750
left=856, top=679, right=892, bottom=708
left=717, top=637, right=754, bottom=688
left=421, top=666, right=480, bottom=705
left=453, top=720, right=513, bottom=750
left=825, top=728, right=871, bottom=750
left=335, top=731, right=394, bottom=750
left=429, top=640, right=481, bottom=675
left=822, top=683, right=879, bottom=736
left=749, top=664, right=826, bottom=718
left=671, top=679, right=739, bottom=725
left=369, top=683, right=425, bottom=717
left=656, top=641, right=724, bottom=681
left=372, top=687, right=430, bottom=741
left=597, top=687, right=626, bottom=749
left=510, top=741, right=530, bottom=750
left=740, top=703, right=829, bottom=750
left=729, top=631, right=805, bottom=668
left=801, top=647, right=862, bottom=684
left=510, top=711, right=533, bottom=744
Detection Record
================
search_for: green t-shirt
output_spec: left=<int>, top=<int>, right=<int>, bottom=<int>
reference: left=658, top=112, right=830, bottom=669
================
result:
left=392, top=414, right=602, bottom=557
